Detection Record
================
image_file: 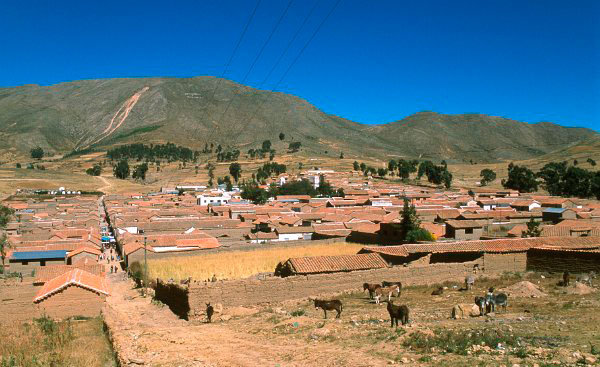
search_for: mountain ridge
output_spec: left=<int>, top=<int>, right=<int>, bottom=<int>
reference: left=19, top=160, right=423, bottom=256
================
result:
left=0, top=77, right=596, bottom=162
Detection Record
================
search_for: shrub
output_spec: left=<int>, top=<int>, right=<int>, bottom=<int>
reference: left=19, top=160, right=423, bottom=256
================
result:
left=290, top=309, right=305, bottom=317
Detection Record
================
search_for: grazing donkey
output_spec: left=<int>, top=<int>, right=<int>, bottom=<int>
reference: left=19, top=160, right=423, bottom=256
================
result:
left=314, top=299, right=343, bottom=319
left=474, top=296, right=487, bottom=316
left=381, top=281, right=403, bottom=296
left=363, top=283, right=382, bottom=300
left=493, top=293, right=508, bottom=312
left=563, top=271, right=570, bottom=287
left=577, top=271, right=596, bottom=287
left=387, top=301, right=409, bottom=327
left=373, top=285, right=401, bottom=304
left=465, top=275, right=475, bottom=290
left=431, top=286, right=444, bottom=296
left=206, top=303, right=214, bottom=323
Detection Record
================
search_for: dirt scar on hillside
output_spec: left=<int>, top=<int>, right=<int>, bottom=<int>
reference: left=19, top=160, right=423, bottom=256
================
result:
left=87, top=86, right=149, bottom=147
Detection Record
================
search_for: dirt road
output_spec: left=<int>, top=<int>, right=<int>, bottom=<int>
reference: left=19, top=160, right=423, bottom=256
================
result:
left=103, top=275, right=388, bottom=367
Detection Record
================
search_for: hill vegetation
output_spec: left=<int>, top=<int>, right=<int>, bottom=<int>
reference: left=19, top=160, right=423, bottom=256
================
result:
left=0, top=77, right=596, bottom=162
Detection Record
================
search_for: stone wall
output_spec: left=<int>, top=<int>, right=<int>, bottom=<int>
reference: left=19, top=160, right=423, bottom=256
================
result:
left=153, top=251, right=529, bottom=320
left=186, top=260, right=486, bottom=320
left=526, top=250, right=600, bottom=274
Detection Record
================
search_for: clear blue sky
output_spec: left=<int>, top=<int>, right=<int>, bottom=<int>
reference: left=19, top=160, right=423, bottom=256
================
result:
left=1, top=0, right=598, bottom=130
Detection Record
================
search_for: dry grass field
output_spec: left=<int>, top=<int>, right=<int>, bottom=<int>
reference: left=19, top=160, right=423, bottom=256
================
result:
left=0, top=317, right=116, bottom=367
left=147, top=242, right=365, bottom=281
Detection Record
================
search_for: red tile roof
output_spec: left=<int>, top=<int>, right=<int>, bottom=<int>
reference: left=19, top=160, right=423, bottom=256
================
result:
left=286, top=253, right=388, bottom=274
left=34, top=269, right=109, bottom=303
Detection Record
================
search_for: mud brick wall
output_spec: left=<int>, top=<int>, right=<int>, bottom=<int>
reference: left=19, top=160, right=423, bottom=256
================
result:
left=36, top=285, right=106, bottom=319
left=526, top=250, right=600, bottom=274
left=186, top=260, right=490, bottom=319
left=154, top=280, right=190, bottom=320
left=483, top=252, right=527, bottom=274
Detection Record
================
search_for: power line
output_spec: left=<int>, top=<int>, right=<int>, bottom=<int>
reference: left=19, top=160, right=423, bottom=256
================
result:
left=243, top=0, right=342, bottom=135
left=192, top=0, right=262, bottom=140
left=211, top=0, right=295, bottom=141
left=237, top=0, right=321, bottom=130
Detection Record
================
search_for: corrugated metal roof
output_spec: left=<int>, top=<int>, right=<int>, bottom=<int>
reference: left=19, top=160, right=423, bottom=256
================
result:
left=11, top=250, right=67, bottom=261
left=287, top=253, right=388, bottom=274
left=543, top=208, right=567, bottom=214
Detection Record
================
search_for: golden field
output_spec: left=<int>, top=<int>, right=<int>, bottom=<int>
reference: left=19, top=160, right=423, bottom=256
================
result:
left=0, top=317, right=116, bottom=367
left=147, top=242, right=365, bottom=281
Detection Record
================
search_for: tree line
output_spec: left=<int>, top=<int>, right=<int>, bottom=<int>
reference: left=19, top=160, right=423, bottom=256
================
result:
left=241, top=176, right=344, bottom=204
left=107, top=143, right=199, bottom=163
left=502, top=161, right=600, bottom=199
left=353, top=159, right=453, bottom=188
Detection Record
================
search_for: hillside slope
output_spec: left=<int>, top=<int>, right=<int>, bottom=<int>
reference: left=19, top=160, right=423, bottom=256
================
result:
left=0, top=77, right=596, bottom=162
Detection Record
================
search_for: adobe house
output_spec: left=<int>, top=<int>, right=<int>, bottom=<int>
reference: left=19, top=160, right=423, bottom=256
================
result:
left=542, top=208, right=577, bottom=224
left=66, top=247, right=100, bottom=265
left=9, top=250, right=67, bottom=274
left=33, top=269, right=109, bottom=319
left=445, top=220, right=485, bottom=240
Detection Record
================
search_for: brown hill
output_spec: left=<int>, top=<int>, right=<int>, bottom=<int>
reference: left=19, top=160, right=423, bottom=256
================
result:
left=0, top=77, right=596, bottom=162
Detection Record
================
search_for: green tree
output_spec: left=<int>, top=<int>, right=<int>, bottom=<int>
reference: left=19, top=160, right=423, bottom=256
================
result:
left=522, top=218, right=542, bottom=238
left=279, top=132, right=285, bottom=141
left=0, top=205, right=14, bottom=271
left=537, top=161, right=567, bottom=196
left=262, top=140, right=272, bottom=152
left=399, top=199, right=420, bottom=241
left=0, top=205, right=14, bottom=230
left=240, top=182, right=270, bottom=204
left=288, top=141, right=301, bottom=152
left=30, top=147, right=44, bottom=159
left=339, top=152, right=344, bottom=159
left=587, top=158, right=596, bottom=167
left=15, top=163, right=21, bottom=169
left=405, top=228, right=435, bottom=243
left=132, top=163, right=149, bottom=180
left=502, top=163, right=538, bottom=193
left=388, top=159, right=398, bottom=173
left=353, top=161, right=360, bottom=171
left=591, top=172, right=600, bottom=200
left=86, top=164, right=102, bottom=176
left=113, top=160, right=130, bottom=179
left=229, top=163, right=242, bottom=182
left=359, top=162, right=367, bottom=172
left=479, top=169, right=497, bottom=186
left=377, top=168, right=388, bottom=177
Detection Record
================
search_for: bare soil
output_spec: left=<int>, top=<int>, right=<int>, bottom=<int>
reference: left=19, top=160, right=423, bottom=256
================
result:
left=103, top=272, right=600, bottom=367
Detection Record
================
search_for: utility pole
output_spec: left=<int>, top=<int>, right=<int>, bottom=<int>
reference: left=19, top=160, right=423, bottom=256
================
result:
left=143, top=235, right=148, bottom=297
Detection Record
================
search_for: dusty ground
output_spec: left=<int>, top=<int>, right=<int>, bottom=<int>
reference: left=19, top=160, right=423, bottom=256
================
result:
left=104, top=272, right=600, bottom=367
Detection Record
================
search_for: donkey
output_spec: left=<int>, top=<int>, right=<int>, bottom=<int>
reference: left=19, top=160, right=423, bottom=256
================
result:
left=373, top=285, right=400, bottom=304
left=563, top=271, right=570, bottom=287
left=475, top=296, right=487, bottom=316
left=314, top=299, right=343, bottom=319
left=577, top=271, right=596, bottom=287
left=363, top=283, right=382, bottom=300
left=431, top=286, right=444, bottom=296
left=387, top=301, right=409, bottom=327
left=206, top=303, right=214, bottom=323
left=493, top=293, right=508, bottom=313
left=465, top=275, right=475, bottom=290
left=382, top=281, right=403, bottom=296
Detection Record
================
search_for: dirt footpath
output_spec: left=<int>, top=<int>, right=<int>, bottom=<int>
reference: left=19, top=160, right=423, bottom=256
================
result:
left=104, top=274, right=387, bottom=367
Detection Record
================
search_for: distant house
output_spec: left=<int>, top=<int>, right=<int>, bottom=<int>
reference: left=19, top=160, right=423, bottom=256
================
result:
left=196, top=193, right=231, bottom=206
left=274, top=226, right=314, bottom=241
left=9, top=250, right=67, bottom=274
left=66, top=247, right=100, bottom=265
left=510, top=200, right=541, bottom=212
left=542, top=208, right=577, bottom=224
left=277, top=253, right=388, bottom=277
left=445, top=220, right=485, bottom=240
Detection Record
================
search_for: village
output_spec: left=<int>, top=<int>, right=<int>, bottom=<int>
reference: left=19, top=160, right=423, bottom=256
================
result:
left=1, top=165, right=599, bottom=366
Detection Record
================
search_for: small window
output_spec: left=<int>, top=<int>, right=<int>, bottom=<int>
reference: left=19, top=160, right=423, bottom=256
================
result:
left=22, top=261, right=28, bottom=265
left=465, top=228, right=474, bottom=234
left=40, top=261, right=46, bottom=266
